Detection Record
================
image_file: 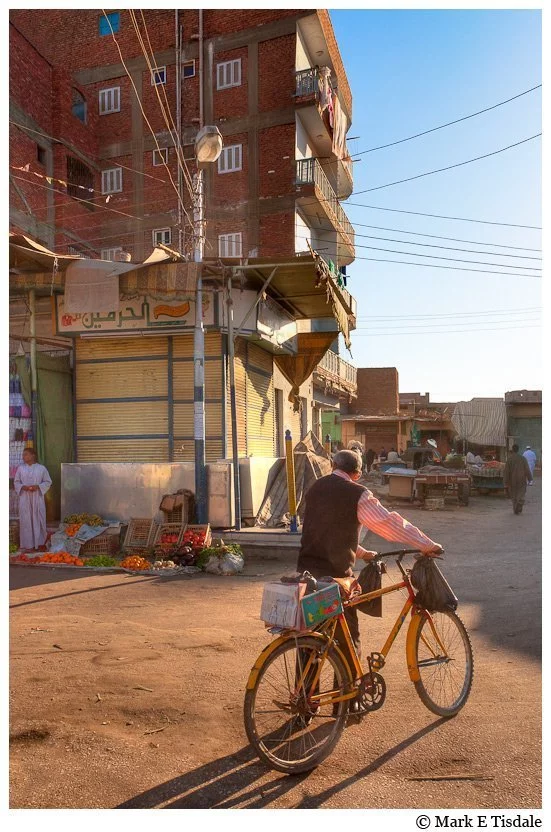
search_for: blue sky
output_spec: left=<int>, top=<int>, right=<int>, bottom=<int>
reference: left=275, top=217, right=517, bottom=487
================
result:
left=330, top=9, right=542, bottom=401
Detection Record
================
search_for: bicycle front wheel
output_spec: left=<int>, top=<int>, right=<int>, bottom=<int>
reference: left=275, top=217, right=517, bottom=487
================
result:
left=244, top=635, right=350, bottom=774
left=410, top=609, right=473, bottom=717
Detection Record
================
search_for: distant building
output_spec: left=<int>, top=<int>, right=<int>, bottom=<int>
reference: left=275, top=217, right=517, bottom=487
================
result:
left=505, top=390, right=542, bottom=464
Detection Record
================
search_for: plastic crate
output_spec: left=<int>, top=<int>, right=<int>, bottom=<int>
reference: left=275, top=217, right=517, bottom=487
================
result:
left=123, top=518, right=155, bottom=550
left=80, top=531, right=120, bottom=557
left=151, top=523, right=185, bottom=548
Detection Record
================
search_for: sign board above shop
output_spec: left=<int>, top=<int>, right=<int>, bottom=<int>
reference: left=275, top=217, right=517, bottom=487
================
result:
left=54, top=293, right=215, bottom=335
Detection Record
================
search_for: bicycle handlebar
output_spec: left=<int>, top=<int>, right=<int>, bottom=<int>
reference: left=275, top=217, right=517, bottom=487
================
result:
left=372, top=548, right=444, bottom=561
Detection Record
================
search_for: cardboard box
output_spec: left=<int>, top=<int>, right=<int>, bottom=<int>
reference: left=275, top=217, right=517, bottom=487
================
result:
left=260, top=582, right=305, bottom=629
left=301, top=583, right=343, bottom=627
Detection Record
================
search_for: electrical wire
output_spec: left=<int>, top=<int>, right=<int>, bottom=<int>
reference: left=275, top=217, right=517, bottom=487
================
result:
left=351, top=324, right=541, bottom=336
left=295, top=235, right=541, bottom=270
left=100, top=9, right=194, bottom=233
left=351, top=84, right=542, bottom=155
left=338, top=220, right=542, bottom=252
left=300, top=224, right=542, bottom=260
left=338, top=253, right=542, bottom=278
left=356, top=307, right=541, bottom=321
left=352, top=134, right=542, bottom=195
left=354, top=317, right=540, bottom=331
left=344, top=202, right=541, bottom=229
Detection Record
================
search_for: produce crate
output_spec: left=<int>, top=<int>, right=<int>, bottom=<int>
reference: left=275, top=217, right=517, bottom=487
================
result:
left=80, top=530, right=120, bottom=557
left=9, top=520, right=19, bottom=548
left=151, top=523, right=185, bottom=548
left=182, top=524, right=212, bottom=549
left=123, top=518, right=155, bottom=550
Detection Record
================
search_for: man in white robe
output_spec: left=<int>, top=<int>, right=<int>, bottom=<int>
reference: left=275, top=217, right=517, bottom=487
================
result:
left=14, top=449, right=52, bottom=551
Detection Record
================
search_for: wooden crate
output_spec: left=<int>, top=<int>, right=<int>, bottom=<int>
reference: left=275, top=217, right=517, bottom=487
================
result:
left=80, top=530, right=120, bottom=557
left=182, top=524, right=212, bottom=548
left=123, top=518, right=155, bottom=550
left=9, top=520, right=19, bottom=548
left=151, top=523, right=185, bottom=548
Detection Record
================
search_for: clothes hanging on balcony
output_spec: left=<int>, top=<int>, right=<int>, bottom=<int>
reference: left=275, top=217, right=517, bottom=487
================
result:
left=317, top=66, right=333, bottom=115
left=332, top=94, right=347, bottom=159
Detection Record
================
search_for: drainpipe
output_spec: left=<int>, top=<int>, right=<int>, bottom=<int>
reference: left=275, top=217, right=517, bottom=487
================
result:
left=175, top=9, right=183, bottom=254
left=28, top=289, right=38, bottom=446
left=198, top=9, right=204, bottom=129
left=227, top=271, right=241, bottom=530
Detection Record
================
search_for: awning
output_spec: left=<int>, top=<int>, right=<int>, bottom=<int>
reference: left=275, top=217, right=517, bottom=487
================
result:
left=274, top=331, right=337, bottom=411
left=451, top=399, right=507, bottom=447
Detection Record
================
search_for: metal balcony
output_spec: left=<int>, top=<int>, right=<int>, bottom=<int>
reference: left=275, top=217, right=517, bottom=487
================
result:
left=296, top=157, right=355, bottom=263
left=316, top=350, right=357, bottom=396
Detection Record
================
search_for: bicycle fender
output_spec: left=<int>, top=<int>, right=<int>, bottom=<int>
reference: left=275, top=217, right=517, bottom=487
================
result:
left=405, top=611, right=425, bottom=682
left=245, top=632, right=354, bottom=691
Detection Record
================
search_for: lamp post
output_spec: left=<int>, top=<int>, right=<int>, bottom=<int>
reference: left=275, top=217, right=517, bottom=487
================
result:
left=193, top=125, right=223, bottom=523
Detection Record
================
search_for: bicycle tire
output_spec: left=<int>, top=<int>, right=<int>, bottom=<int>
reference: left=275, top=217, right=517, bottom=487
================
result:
left=411, top=609, right=473, bottom=717
left=244, top=635, right=350, bottom=774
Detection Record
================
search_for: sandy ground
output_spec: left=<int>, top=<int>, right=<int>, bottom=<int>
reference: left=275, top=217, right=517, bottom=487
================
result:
left=9, top=480, right=541, bottom=809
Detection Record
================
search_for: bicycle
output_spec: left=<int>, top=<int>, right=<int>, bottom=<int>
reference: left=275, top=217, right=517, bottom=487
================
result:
left=244, top=549, right=473, bottom=774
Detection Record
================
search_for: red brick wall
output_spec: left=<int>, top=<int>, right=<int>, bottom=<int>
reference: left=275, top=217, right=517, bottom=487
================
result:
left=213, top=47, right=249, bottom=120
left=259, top=123, right=295, bottom=198
left=258, top=35, right=296, bottom=112
left=202, top=9, right=306, bottom=38
left=259, top=211, right=295, bottom=258
left=352, top=368, right=400, bottom=416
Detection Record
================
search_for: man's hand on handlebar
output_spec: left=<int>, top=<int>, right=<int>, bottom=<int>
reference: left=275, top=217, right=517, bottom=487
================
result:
left=422, top=545, right=444, bottom=558
left=357, top=549, right=378, bottom=561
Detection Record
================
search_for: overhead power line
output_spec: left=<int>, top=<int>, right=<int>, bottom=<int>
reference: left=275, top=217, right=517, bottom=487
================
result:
left=352, top=134, right=542, bottom=195
left=352, top=84, right=542, bottom=155
left=344, top=220, right=542, bottom=252
left=345, top=253, right=542, bottom=279
left=295, top=235, right=541, bottom=270
left=345, top=202, right=541, bottom=230
left=356, top=307, right=541, bottom=321
left=355, top=317, right=540, bottom=331
left=352, top=324, right=541, bottom=336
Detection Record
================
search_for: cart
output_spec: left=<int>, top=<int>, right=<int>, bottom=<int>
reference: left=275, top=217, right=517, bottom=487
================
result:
left=414, top=469, right=471, bottom=506
left=468, top=463, right=506, bottom=495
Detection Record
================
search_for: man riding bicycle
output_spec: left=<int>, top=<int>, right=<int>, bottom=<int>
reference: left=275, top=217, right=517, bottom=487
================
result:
left=297, top=450, right=442, bottom=659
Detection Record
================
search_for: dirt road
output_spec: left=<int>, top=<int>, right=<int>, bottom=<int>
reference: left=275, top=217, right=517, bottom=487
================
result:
left=10, top=481, right=541, bottom=809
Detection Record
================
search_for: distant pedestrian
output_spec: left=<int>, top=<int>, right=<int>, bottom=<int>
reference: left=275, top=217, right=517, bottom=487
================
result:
left=379, top=447, right=387, bottom=461
left=365, top=448, right=376, bottom=472
left=523, top=446, right=537, bottom=485
left=504, top=444, right=532, bottom=515
left=14, top=448, right=52, bottom=551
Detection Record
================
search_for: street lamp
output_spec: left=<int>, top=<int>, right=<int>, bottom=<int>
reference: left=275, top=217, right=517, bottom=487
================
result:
left=193, top=125, right=223, bottom=523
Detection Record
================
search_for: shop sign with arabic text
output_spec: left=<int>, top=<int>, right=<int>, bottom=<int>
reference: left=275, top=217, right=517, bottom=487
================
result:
left=54, top=294, right=213, bottom=334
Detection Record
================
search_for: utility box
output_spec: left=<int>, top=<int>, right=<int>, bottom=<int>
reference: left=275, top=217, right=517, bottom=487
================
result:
left=207, top=462, right=235, bottom=528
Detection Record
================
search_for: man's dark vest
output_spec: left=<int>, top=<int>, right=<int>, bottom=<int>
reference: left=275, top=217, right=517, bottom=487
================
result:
left=297, top=473, right=366, bottom=578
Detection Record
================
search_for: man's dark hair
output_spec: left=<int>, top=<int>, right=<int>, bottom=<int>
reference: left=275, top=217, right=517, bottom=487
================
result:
left=332, top=449, right=362, bottom=474
left=512, top=444, right=519, bottom=453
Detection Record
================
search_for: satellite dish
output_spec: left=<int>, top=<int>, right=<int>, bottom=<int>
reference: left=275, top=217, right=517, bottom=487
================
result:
left=194, top=125, right=223, bottom=164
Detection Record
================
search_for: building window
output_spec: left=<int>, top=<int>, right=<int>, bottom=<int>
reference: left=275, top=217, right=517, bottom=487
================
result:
left=101, top=247, right=123, bottom=261
left=99, top=12, right=120, bottom=36
left=218, top=144, right=242, bottom=174
left=151, top=66, right=167, bottom=85
left=99, top=87, right=120, bottom=115
left=218, top=232, right=242, bottom=258
left=101, top=167, right=122, bottom=194
left=216, top=59, right=241, bottom=90
left=72, top=89, right=87, bottom=124
left=182, top=60, right=195, bottom=79
left=152, top=228, right=171, bottom=246
left=36, top=145, right=47, bottom=166
left=67, top=157, right=95, bottom=204
left=152, top=148, right=168, bottom=166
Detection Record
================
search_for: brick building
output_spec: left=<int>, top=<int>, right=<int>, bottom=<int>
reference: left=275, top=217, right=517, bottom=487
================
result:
left=9, top=9, right=357, bottom=495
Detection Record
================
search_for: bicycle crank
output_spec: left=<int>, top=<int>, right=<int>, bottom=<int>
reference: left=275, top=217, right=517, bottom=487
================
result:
left=357, top=671, right=386, bottom=712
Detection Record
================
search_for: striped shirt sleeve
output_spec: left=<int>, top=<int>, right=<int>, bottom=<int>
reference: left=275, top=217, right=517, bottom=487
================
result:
left=357, top=488, right=439, bottom=554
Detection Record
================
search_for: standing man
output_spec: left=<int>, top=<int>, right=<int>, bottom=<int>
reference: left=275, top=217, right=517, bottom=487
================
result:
left=504, top=444, right=532, bottom=514
left=298, top=450, right=442, bottom=660
left=522, top=445, right=537, bottom=485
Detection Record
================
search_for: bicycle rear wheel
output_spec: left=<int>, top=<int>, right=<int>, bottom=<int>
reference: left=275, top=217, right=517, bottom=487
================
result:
left=411, top=609, right=473, bottom=717
left=244, top=635, right=350, bottom=774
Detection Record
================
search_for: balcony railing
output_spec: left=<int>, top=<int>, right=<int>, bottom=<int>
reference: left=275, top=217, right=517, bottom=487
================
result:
left=296, top=157, right=355, bottom=245
left=295, top=67, right=320, bottom=98
left=317, top=350, right=357, bottom=389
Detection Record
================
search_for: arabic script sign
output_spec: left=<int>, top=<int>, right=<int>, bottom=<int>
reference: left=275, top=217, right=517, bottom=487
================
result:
left=55, top=294, right=213, bottom=334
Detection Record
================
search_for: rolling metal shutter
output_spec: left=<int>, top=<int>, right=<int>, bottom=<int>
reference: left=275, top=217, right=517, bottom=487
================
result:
left=75, top=336, right=169, bottom=462
left=246, top=343, right=274, bottom=457
left=172, top=331, right=225, bottom=462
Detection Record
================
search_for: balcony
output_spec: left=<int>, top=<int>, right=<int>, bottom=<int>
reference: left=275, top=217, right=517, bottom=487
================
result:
left=295, top=67, right=353, bottom=199
left=314, top=350, right=357, bottom=398
left=296, top=157, right=355, bottom=264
